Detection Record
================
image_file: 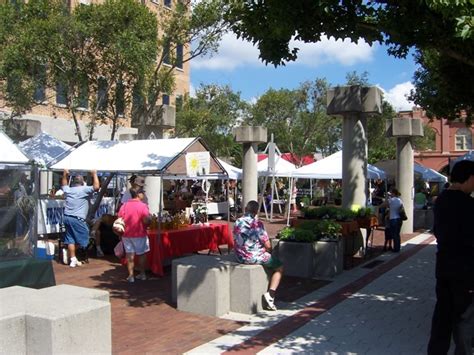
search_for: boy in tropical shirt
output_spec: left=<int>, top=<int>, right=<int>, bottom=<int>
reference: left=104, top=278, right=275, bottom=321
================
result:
left=233, top=200, right=284, bottom=311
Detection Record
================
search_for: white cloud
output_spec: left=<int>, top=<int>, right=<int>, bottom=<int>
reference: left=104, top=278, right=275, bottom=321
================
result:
left=192, top=33, right=375, bottom=71
left=189, top=83, right=196, bottom=98
left=381, top=81, right=416, bottom=112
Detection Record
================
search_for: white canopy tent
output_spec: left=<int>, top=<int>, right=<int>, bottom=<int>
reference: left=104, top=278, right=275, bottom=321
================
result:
left=257, top=157, right=297, bottom=177
left=291, top=151, right=386, bottom=180
left=373, top=160, right=447, bottom=183
left=19, top=132, right=73, bottom=167
left=217, top=159, right=242, bottom=180
left=0, top=131, right=30, bottom=166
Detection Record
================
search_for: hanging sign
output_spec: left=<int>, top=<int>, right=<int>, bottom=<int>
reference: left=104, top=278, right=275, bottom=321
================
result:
left=185, top=152, right=210, bottom=177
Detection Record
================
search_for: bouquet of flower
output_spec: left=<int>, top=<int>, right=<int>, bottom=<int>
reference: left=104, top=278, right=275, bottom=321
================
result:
left=194, top=205, right=208, bottom=224
left=160, top=211, right=173, bottom=229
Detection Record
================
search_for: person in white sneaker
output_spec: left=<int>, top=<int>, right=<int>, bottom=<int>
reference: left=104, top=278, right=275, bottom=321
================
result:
left=62, top=170, right=99, bottom=268
left=117, top=188, right=151, bottom=283
left=233, top=200, right=284, bottom=311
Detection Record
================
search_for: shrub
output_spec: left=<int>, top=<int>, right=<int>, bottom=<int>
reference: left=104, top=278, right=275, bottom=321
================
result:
left=277, top=220, right=342, bottom=243
left=302, top=206, right=355, bottom=221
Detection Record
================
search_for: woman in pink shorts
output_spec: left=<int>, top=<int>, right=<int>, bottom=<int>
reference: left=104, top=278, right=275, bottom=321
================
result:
left=118, top=189, right=151, bottom=282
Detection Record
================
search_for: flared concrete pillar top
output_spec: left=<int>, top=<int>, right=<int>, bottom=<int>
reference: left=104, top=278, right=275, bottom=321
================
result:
left=327, top=85, right=383, bottom=116
left=233, top=126, right=267, bottom=144
left=386, top=118, right=424, bottom=138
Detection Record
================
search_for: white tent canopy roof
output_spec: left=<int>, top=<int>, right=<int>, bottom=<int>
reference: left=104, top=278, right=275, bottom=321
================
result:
left=291, top=151, right=386, bottom=180
left=450, top=150, right=474, bottom=170
left=49, top=137, right=226, bottom=178
left=374, top=160, right=448, bottom=182
left=217, top=159, right=242, bottom=180
left=19, top=132, right=72, bottom=166
left=257, top=157, right=297, bottom=177
left=0, top=131, right=30, bottom=164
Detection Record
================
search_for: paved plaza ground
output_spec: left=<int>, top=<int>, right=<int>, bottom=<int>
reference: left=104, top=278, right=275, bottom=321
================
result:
left=53, top=216, right=431, bottom=354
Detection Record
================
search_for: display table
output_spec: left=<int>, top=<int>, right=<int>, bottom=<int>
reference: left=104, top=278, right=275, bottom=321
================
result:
left=146, top=223, right=233, bottom=276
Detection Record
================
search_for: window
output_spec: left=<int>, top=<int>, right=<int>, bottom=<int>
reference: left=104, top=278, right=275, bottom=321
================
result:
left=33, top=66, right=46, bottom=103
left=176, top=44, right=183, bottom=69
left=175, top=94, right=183, bottom=111
left=162, top=42, right=171, bottom=65
left=56, top=82, right=68, bottom=106
left=97, top=77, right=108, bottom=111
left=115, top=82, right=125, bottom=116
left=162, top=94, right=170, bottom=105
left=164, top=0, right=171, bottom=8
left=77, top=76, right=88, bottom=109
left=455, top=128, right=472, bottom=150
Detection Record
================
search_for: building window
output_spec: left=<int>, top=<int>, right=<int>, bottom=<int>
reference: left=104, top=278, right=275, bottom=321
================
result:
left=162, top=94, right=170, bottom=106
left=77, top=78, right=89, bottom=109
left=175, top=94, right=183, bottom=111
left=455, top=128, right=472, bottom=150
left=116, top=82, right=125, bottom=116
left=163, top=42, right=171, bottom=65
left=164, top=0, right=171, bottom=8
left=56, top=81, right=68, bottom=106
left=97, top=77, right=108, bottom=111
left=176, top=44, right=183, bottom=69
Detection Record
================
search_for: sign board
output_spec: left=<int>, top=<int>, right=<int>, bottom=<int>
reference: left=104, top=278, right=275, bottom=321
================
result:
left=37, top=197, right=115, bottom=234
left=185, top=152, right=210, bottom=177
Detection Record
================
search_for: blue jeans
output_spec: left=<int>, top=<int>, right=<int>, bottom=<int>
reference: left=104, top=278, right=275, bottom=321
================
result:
left=389, top=218, right=402, bottom=252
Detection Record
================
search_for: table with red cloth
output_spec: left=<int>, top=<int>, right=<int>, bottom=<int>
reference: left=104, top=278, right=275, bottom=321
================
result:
left=145, top=223, right=233, bottom=276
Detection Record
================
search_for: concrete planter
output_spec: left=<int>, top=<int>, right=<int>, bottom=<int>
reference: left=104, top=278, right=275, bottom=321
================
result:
left=272, top=239, right=344, bottom=279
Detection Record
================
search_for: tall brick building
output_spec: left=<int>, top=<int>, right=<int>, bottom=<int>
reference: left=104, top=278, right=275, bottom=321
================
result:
left=0, top=0, right=189, bottom=144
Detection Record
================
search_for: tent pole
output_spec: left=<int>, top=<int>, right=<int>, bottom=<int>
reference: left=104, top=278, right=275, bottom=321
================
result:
left=286, top=177, right=293, bottom=226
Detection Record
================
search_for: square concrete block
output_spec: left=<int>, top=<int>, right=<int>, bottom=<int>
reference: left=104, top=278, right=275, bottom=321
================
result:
left=38, top=284, right=110, bottom=302
left=386, top=118, right=424, bottom=137
left=230, top=264, right=269, bottom=314
left=233, top=126, right=267, bottom=143
left=314, top=240, right=344, bottom=279
left=273, top=240, right=315, bottom=278
left=176, top=255, right=233, bottom=317
left=0, top=313, right=26, bottom=354
left=327, top=86, right=383, bottom=115
left=26, top=298, right=111, bottom=354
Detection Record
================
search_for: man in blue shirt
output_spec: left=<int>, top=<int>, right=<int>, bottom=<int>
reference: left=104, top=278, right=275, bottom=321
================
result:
left=62, top=169, right=99, bottom=267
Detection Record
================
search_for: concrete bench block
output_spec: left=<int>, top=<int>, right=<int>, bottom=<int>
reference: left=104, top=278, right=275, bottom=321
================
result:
left=38, top=284, right=110, bottom=302
left=26, top=298, right=111, bottom=354
left=314, top=240, right=344, bottom=279
left=176, top=255, right=234, bottom=317
left=0, top=285, right=111, bottom=355
left=230, top=264, right=269, bottom=314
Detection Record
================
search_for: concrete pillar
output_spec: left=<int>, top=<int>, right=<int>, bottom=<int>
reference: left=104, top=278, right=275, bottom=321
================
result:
left=144, top=176, right=161, bottom=215
left=386, top=118, right=424, bottom=233
left=233, top=126, right=267, bottom=209
left=39, top=171, right=53, bottom=195
left=327, top=86, right=383, bottom=209
left=342, top=114, right=368, bottom=209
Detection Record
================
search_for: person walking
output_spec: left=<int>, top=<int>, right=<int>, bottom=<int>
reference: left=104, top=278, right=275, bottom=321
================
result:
left=427, top=160, right=474, bottom=355
left=62, top=169, right=99, bottom=267
left=118, top=188, right=151, bottom=283
left=233, top=200, right=284, bottom=311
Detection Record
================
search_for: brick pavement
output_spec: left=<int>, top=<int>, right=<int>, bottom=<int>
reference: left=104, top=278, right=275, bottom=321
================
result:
left=52, top=216, right=426, bottom=354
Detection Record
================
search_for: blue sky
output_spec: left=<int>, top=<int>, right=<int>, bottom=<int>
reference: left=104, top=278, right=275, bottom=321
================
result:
left=190, top=33, right=418, bottom=111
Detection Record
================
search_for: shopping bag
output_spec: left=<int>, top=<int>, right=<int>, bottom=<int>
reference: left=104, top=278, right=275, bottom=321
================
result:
left=114, top=240, right=125, bottom=258
left=112, top=217, right=125, bottom=236
left=399, top=205, right=408, bottom=221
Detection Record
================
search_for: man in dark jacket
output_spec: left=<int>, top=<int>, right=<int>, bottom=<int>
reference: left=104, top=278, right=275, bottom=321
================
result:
left=428, top=160, right=474, bottom=355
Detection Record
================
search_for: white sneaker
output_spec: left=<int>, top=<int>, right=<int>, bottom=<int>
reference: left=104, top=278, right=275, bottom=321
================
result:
left=126, top=275, right=135, bottom=283
left=96, top=247, right=104, bottom=257
left=69, top=257, right=80, bottom=268
left=136, top=273, right=147, bottom=281
left=263, top=292, right=277, bottom=311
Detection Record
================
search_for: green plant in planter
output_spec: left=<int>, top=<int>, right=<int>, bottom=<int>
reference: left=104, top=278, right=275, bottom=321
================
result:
left=355, top=207, right=374, bottom=218
left=278, top=226, right=316, bottom=242
left=302, top=206, right=355, bottom=221
left=278, top=219, right=342, bottom=243
left=317, top=219, right=342, bottom=241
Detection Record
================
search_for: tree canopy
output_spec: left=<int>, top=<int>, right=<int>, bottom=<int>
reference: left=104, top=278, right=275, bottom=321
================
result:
left=224, top=1, right=474, bottom=124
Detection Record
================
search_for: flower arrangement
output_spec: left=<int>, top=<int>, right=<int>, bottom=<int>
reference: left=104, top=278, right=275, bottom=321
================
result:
left=194, top=204, right=208, bottom=224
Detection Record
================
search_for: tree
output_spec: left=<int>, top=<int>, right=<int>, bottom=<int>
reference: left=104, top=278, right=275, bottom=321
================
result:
left=175, top=84, right=248, bottom=162
left=132, top=0, right=229, bottom=138
left=248, top=79, right=341, bottom=164
left=224, top=1, right=474, bottom=123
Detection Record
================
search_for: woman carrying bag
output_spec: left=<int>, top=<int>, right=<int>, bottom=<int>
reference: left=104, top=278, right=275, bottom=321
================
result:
left=381, top=188, right=404, bottom=253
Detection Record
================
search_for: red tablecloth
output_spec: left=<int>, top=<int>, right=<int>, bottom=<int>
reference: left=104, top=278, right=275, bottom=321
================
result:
left=145, top=223, right=233, bottom=276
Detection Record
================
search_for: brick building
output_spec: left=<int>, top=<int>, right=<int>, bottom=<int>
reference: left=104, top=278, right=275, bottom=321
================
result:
left=398, top=108, right=473, bottom=174
left=0, top=0, right=189, bottom=144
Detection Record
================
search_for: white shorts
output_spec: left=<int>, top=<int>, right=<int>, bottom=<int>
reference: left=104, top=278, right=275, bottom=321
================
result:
left=122, top=236, right=150, bottom=256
